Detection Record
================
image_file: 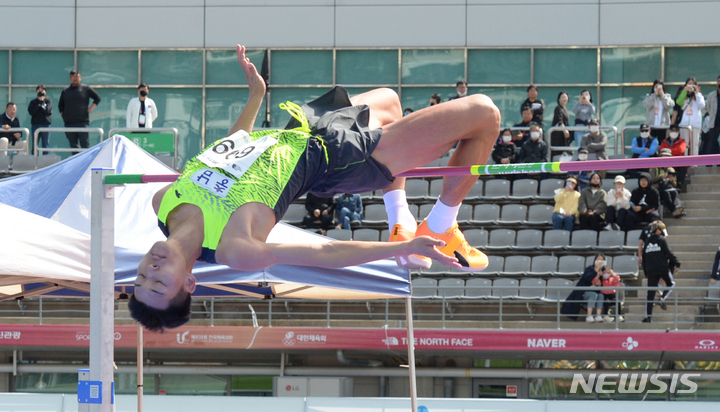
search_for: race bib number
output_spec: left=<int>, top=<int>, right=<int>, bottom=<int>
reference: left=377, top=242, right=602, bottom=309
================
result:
left=196, top=130, right=278, bottom=179
left=190, top=168, right=236, bottom=198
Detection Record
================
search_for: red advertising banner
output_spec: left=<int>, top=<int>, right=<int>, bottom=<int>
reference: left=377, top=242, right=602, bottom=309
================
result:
left=0, top=325, right=717, bottom=354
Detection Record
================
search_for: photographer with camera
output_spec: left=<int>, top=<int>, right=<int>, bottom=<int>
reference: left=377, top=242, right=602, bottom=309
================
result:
left=676, top=77, right=705, bottom=156
left=27, top=85, right=52, bottom=155
left=643, top=79, right=674, bottom=143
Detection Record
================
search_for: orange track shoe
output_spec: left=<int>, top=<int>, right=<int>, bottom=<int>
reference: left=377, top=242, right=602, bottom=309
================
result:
left=415, top=220, right=489, bottom=272
left=388, top=224, right=432, bottom=270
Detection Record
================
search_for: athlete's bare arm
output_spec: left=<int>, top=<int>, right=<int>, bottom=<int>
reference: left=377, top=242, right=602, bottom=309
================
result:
left=228, top=45, right=265, bottom=136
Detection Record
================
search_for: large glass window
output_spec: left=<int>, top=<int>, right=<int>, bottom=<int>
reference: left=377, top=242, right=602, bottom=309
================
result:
left=205, top=87, right=253, bottom=144
left=78, top=51, right=138, bottom=86
left=665, top=46, right=720, bottom=83
left=0, top=51, right=8, bottom=85
left=337, top=50, right=398, bottom=86
left=271, top=50, right=333, bottom=86
left=149, top=88, right=203, bottom=167
left=534, top=48, right=597, bottom=85
left=400, top=86, right=453, bottom=114
left=401, top=49, right=464, bottom=85
left=600, top=86, right=648, bottom=154
left=475, top=87, right=528, bottom=128
left=468, top=49, right=531, bottom=85
left=12, top=50, right=74, bottom=86
left=601, top=47, right=661, bottom=84
left=206, top=49, right=265, bottom=86
left=269, top=88, right=325, bottom=128
left=142, top=50, right=203, bottom=85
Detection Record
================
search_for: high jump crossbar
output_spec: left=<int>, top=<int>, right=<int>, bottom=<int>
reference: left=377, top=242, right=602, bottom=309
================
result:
left=103, top=154, right=720, bottom=185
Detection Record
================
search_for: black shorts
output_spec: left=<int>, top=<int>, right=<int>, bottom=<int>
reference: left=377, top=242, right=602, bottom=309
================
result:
left=287, top=86, right=395, bottom=198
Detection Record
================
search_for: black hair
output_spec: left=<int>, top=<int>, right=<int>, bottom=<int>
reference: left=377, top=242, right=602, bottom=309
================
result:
left=589, top=172, right=602, bottom=184
left=36, top=84, right=46, bottom=92
left=456, top=80, right=468, bottom=87
left=580, top=89, right=593, bottom=103
left=557, top=91, right=568, bottom=104
left=528, top=121, right=541, bottom=129
left=500, top=128, right=512, bottom=136
left=138, top=83, right=148, bottom=89
left=404, top=107, right=414, bottom=114
left=651, top=79, right=664, bottom=93
left=5, top=102, right=15, bottom=108
left=128, top=290, right=192, bottom=332
left=522, top=105, right=533, bottom=113
left=527, top=84, right=538, bottom=92
left=70, top=69, right=80, bottom=76
left=430, top=93, right=441, bottom=104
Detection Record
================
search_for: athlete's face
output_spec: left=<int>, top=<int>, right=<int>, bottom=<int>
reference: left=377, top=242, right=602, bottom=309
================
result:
left=134, top=241, right=195, bottom=310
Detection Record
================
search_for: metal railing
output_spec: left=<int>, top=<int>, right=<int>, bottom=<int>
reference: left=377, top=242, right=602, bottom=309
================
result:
left=547, top=125, right=619, bottom=157
left=0, top=127, right=30, bottom=154
left=108, top=127, right=179, bottom=169
left=4, top=284, right=718, bottom=331
left=32, top=127, right=104, bottom=156
left=621, top=125, right=693, bottom=156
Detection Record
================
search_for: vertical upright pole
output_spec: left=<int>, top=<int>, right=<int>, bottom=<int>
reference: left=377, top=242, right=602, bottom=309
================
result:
left=90, top=168, right=115, bottom=412
left=137, top=324, right=143, bottom=412
left=405, top=297, right=418, bottom=412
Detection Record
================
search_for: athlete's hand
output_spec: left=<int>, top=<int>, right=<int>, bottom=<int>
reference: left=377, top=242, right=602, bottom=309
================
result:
left=407, top=236, right=460, bottom=269
left=237, top=44, right=266, bottom=98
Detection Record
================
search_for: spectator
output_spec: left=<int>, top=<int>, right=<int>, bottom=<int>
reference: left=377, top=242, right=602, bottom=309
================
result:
left=429, top=94, right=441, bottom=107
left=491, top=128, right=517, bottom=165
left=550, top=91, right=571, bottom=155
left=676, top=77, right=705, bottom=156
left=513, top=105, right=534, bottom=141
left=572, top=89, right=596, bottom=145
left=627, top=172, right=660, bottom=229
left=335, top=192, right=363, bottom=230
left=403, top=108, right=413, bottom=116
left=659, top=124, right=687, bottom=187
left=578, top=172, right=607, bottom=231
left=580, top=118, right=608, bottom=160
left=521, top=84, right=545, bottom=128
left=638, top=219, right=668, bottom=269
left=0, top=102, right=25, bottom=156
left=568, top=147, right=594, bottom=190
left=604, top=175, right=631, bottom=231
left=592, top=266, right=623, bottom=322
left=58, top=70, right=101, bottom=154
left=560, top=254, right=607, bottom=322
left=631, top=123, right=659, bottom=158
left=27, top=85, right=52, bottom=155
left=552, top=177, right=580, bottom=231
left=700, top=75, right=720, bottom=156
left=643, top=79, right=675, bottom=143
left=448, top=81, right=468, bottom=101
left=519, top=123, right=547, bottom=163
left=126, top=83, right=158, bottom=129
left=711, top=245, right=720, bottom=284
left=302, top=193, right=335, bottom=233
left=657, top=166, right=686, bottom=218
left=642, top=221, right=679, bottom=323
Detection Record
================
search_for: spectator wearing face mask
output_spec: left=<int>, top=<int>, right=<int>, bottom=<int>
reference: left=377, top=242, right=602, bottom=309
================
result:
left=631, top=123, right=658, bottom=159
left=449, top=81, right=468, bottom=101
left=676, top=77, right=705, bottom=156
left=552, top=177, right=580, bottom=231
left=643, top=79, right=675, bottom=143
left=518, top=123, right=548, bottom=163
left=604, top=175, right=632, bottom=231
left=568, top=147, right=593, bottom=191
left=126, top=83, right=158, bottom=129
left=561, top=254, right=607, bottom=323
left=573, top=89, right=595, bottom=145
left=429, top=94, right=441, bottom=107
left=659, top=124, right=687, bottom=187
left=580, top=118, right=608, bottom=161
left=492, top=128, right=517, bottom=165
left=578, top=172, right=607, bottom=231
left=592, top=265, right=623, bottom=322
left=403, top=108, right=413, bottom=116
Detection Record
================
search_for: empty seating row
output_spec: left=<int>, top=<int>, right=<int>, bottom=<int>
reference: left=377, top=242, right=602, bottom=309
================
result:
left=411, top=277, right=576, bottom=301
left=421, top=254, right=638, bottom=279
left=0, top=154, right=62, bottom=173
left=472, top=229, right=643, bottom=252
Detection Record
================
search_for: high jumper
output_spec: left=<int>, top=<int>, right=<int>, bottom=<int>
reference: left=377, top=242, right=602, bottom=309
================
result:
left=129, top=45, right=500, bottom=331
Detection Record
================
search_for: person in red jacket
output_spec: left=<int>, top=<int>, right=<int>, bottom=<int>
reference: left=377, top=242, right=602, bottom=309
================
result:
left=659, top=124, right=687, bottom=187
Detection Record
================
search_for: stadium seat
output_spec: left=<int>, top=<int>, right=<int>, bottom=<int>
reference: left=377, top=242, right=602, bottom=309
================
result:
left=282, top=204, right=306, bottom=225
left=428, top=179, right=442, bottom=200
left=463, top=229, right=488, bottom=248
left=538, top=178, right=564, bottom=200
left=463, top=278, right=492, bottom=299
left=471, top=204, right=500, bottom=226
left=482, top=179, right=510, bottom=200
left=359, top=190, right=374, bottom=201
left=438, top=278, right=465, bottom=299
left=509, top=179, right=538, bottom=200
left=411, top=278, right=438, bottom=299
left=485, top=229, right=516, bottom=251
left=606, top=154, right=629, bottom=175
left=352, top=228, right=379, bottom=242
left=405, top=179, right=429, bottom=201
left=704, top=281, right=720, bottom=301
left=326, top=229, right=352, bottom=241
left=568, top=230, right=597, bottom=251
left=513, top=229, right=542, bottom=251
left=363, top=204, right=388, bottom=226
left=380, top=229, right=390, bottom=242
left=490, top=278, right=519, bottom=299
left=543, top=278, right=574, bottom=302
left=597, top=230, right=625, bottom=251
left=556, top=255, right=586, bottom=277
left=423, top=259, right=450, bottom=276
left=36, top=154, right=61, bottom=169
left=424, top=203, right=473, bottom=225
left=501, top=255, right=531, bottom=277
left=542, top=230, right=570, bottom=251
left=625, top=179, right=639, bottom=192
left=524, top=204, right=554, bottom=226
left=479, top=256, right=504, bottom=276
left=601, top=178, right=615, bottom=192
left=10, top=154, right=36, bottom=172
left=499, top=204, right=527, bottom=225
left=528, top=255, right=558, bottom=277
left=518, top=278, right=546, bottom=300
left=612, top=255, right=637, bottom=279
left=0, top=155, right=9, bottom=173
left=463, top=180, right=484, bottom=203
left=624, top=229, right=643, bottom=251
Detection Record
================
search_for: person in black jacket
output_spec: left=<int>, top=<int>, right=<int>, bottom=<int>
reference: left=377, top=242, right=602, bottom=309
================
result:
left=641, top=221, right=679, bottom=323
left=302, top=193, right=335, bottom=232
left=627, top=172, right=660, bottom=229
left=561, top=254, right=607, bottom=322
left=521, top=84, right=545, bottom=129
left=58, top=70, right=101, bottom=154
left=519, top=123, right=548, bottom=163
left=27, top=85, right=52, bottom=155
left=491, top=128, right=517, bottom=165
